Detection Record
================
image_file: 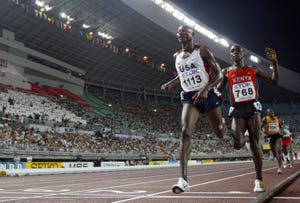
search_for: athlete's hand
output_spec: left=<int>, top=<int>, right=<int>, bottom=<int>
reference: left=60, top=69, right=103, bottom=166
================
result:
left=192, top=88, right=208, bottom=104
left=161, top=83, right=171, bottom=93
left=265, top=47, right=277, bottom=63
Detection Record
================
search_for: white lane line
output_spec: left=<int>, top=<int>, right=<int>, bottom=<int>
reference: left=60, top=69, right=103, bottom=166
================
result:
left=41, top=195, right=257, bottom=200
left=146, top=195, right=255, bottom=199
left=273, top=197, right=300, bottom=200
left=86, top=189, right=147, bottom=194
left=185, top=191, right=250, bottom=194
left=0, top=165, right=277, bottom=202
left=0, top=169, right=246, bottom=202
left=0, top=171, right=173, bottom=189
left=111, top=167, right=276, bottom=203
left=0, top=167, right=253, bottom=202
left=0, top=194, right=56, bottom=203
left=62, top=166, right=261, bottom=195
left=0, top=191, right=50, bottom=195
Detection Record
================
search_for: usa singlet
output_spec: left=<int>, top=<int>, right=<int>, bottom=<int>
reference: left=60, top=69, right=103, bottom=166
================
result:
left=227, top=66, right=258, bottom=104
left=175, top=45, right=210, bottom=92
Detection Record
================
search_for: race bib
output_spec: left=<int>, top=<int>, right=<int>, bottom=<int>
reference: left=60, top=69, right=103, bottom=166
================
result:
left=268, top=123, right=279, bottom=131
left=180, top=71, right=207, bottom=92
left=232, top=81, right=256, bottom=102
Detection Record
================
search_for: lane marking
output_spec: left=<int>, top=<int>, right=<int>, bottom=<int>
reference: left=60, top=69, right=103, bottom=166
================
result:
left=86, top=189, right=147, bottom=194
left=0, top=164, right=280, bottom=202
left=147, top=195, right=255, bottom=199
left=187, top=191, right=250, bottom=194
left=273, top=197, right=300, bottom=200
left=62, top=165, right=264, bottom=195
left=0, top=194, right=56, bottom=203
left=24, top=189, right=70, bottom=193
left=111, top=167, right=276, bottom=203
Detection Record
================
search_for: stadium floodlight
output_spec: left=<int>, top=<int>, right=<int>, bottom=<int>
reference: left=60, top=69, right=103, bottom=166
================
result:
left=153, top=0, right=164, bottom=6
left=162, top=2, right=174, bottom=13
left=67, top=17, right=74, bottom=22
left=125, top=48, right=130, bottom=53
left=44, top=5, right=52, bottom=11
left=219, top=38, right=230, bottom=48
left=35, top=0, right=44, bottom=7
left=35, top=1, right=52, bottom=11
left=250, top=55, right=260, bottom=63
left=60, top=12, right=67, bottom=19
left=152, top=0, right=230, bottom=48
left=98, top=31, right=113, bottom=40
left=172, top=9, right=185, bottom=21
left=83, top=24, right=90, bottom=29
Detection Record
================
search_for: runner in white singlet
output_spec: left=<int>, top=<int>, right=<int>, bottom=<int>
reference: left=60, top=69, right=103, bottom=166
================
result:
left=161, top=25, right=226, bottom=194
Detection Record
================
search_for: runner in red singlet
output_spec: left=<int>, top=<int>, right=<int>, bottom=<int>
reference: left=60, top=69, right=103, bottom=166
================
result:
left=218, top=44, right=279, bottom=192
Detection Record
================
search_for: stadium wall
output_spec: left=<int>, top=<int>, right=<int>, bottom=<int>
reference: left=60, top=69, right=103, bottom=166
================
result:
left=0, top=30, right=85, bottom=94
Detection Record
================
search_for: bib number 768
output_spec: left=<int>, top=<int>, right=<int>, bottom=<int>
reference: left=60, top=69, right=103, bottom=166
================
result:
left=235, top=88, right=254, bottom=97
left=233, top=81, right=256, bottom=102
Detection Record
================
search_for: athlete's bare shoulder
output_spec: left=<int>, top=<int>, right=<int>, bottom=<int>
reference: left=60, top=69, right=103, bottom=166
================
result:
left=173, top=51, right=180, bottom=60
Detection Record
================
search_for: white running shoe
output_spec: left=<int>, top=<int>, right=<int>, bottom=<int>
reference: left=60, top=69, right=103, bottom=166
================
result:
left=277, top=168, right=283, bottom=174
left=172, top=177, right=190, bottom=194
left=254, top=179, right=265, bottom=192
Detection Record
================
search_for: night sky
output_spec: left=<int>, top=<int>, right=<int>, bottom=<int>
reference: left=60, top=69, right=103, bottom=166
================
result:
left=171, top=0, right=300, bottom=73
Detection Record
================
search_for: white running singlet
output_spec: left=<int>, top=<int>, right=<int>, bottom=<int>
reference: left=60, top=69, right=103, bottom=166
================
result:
left=175, top=46, right=209, bottom=92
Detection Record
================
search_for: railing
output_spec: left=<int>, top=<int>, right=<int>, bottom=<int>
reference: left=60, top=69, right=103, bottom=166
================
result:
left=0, top=147, right=250, bottom=162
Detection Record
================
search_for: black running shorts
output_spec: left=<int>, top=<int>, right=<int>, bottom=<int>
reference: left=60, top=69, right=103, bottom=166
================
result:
left=180, top=90, right=221, bottom=113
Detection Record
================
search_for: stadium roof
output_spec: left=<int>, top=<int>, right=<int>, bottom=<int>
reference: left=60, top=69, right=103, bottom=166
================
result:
left=0, top=0, right=299, bottom=102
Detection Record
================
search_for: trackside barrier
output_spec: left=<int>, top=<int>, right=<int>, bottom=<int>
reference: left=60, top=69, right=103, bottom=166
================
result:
left=1, top=160, right=251, bottom=177
left=148, top=160, right=201, bottom=165
left=101, top=161, right=125, bottom=167
left=0, top=162, right=26, bottom=170
left=2, top=163, right=181, bottom=177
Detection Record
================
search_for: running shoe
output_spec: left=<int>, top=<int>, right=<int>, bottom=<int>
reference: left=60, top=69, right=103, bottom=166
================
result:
left=277, top=168, right=283, bottom=174
left=172, top=177, right=190, bottom=194
left=253, top=179, right=265, bottom=192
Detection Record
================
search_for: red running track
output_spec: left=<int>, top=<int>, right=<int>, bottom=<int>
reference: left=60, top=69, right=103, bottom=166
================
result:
left=0, top=160, right=299, bottom=203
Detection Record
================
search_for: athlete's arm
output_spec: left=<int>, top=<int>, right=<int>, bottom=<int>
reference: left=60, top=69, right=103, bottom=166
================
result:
left=161, top=53, right=180, bottom=93
left=200, top=45, right=223, bottom=90
left=192, top=46, right=223, bottom=103
left=255, top=47, right=279, bottom=86
left=279, top=117, right=284, bottom=129
left=261, top=117, right=267, bottom=131
left=161, top=75, right=180, bottom=93
left=217, top=68, right=228, bottom=93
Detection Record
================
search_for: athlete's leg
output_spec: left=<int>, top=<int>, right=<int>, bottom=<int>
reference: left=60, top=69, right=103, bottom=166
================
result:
left=231, top=117, right=247, bottom=149
left=247, top=112, right=263, bottom=181
left=206, top=106, right=225, bottom=139
left=282, top=146, right=288, bottom=168
left=287, top=143, right=294, bottom=167
left=270, top=140, right=277, bottom=161
left=244, top=133, right=252, bottom=156
left=274, top=137, right=283, bottom=170
left=180, top=103, right=200, bottom=181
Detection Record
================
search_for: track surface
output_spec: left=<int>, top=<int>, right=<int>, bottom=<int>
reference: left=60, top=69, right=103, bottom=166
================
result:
left=0, top=161, right=299, bottom=203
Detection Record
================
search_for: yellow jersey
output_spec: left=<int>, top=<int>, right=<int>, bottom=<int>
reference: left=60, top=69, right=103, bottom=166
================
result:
left=265, top=116, right=280, bottom=135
